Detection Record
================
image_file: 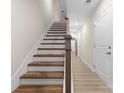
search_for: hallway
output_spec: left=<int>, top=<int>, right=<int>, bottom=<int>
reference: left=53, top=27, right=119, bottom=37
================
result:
left=11, top=0, right=113, bottom=93
left=71, top=53, right=112, bottom=93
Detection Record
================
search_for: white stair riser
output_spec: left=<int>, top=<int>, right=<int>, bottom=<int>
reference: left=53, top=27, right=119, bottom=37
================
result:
left=21, top=79, right=63, bottom=85
left=40, top=45, right=65, bottom=48
left=35, top=50, right=65, bottom=54
left=42, top=40, right=65, bottom=43
left=32, top=57, right=64, bottom=61
left=28, top=66, right=64, bottom=71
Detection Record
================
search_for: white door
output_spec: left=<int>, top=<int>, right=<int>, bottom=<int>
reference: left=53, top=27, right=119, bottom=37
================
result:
left=93, top=4, right=113, bottom=88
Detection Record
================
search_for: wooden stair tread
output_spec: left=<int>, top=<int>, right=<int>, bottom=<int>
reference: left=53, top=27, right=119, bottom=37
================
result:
left=46, top=35, right=66, bottom=37
left=20, top=71, right=64, bottom=79
left=52, top=24, right=66, bottom=27
left=50, top=27, right=67, bottom=29
left=49, top=30, right=66, bottom=31
left=37, top=48, right=66, bottom=50
left=51, top=26, right=66, bottom=28
left=50, top=28, right=66, bottom=29
left=52, top=24, right=66, bottom=25
left=52, top=24, right=66, bottom=26
left=44, top=38, right=65, bottom=40
left=13, top=85, right=63, bottom=93
left=51, top=25, right=66, bottom=26
left=33, top=54, right=65, bottom=57
left=49, top=28, right=66, bottom=30
left=53, top=23, right=66, bottom=24
left=28, top=61, right=64, bottom=66
left=41, top=43, right=65, bottom=45
left=47, top=32, right=66, bottom=34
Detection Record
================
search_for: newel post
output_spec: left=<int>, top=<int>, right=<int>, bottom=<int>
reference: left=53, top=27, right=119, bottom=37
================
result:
left=64, top=35, right=72, bottom=93
left=64, top=17, right=69, bottom=34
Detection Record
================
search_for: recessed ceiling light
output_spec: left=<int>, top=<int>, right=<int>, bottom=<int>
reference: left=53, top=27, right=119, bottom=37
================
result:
left=86, top=0, right=91, bottom=3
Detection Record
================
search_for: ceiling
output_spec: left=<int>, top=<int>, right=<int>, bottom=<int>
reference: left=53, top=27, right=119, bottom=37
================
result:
left=60, top=0, right=101, bottom=33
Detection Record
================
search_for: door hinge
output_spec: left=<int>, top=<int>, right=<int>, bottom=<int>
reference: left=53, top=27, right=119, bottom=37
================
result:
left=93, top=65, right=96, bottom=68
left=94, top=45, right=96, bottom=48
left=94, top=24, right=96, bottom=28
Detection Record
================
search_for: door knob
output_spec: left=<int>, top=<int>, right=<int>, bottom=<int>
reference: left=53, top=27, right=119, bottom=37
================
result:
left=108, top=46, right=111, bottom=49
left=106, top=52, right=111, bottom=55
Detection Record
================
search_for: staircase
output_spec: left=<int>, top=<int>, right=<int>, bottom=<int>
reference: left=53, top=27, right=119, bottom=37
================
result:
left=13, top=22, right=71, bottom=93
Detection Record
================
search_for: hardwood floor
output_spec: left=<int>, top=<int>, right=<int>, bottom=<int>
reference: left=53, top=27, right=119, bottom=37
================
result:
left=71, top=52, right=112, bottom=93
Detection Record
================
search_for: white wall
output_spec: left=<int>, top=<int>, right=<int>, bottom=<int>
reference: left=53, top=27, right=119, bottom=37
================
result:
left=79, top=20, right=94, bottom=66
left=79, top=0, right=113, bottom=88
left=11, top=0, right=60, bottom=76
left=58, top=0, right=67, bottom=18
left=79, top=0, right=112, bottom=66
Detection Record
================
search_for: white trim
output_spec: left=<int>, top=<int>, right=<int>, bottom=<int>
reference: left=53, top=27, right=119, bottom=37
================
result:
left=21, top=79, right=63, bottom=85
left=94, top=67, right=113, bottom=89
left=28, top=66, right=64, bottom=71
left=95, top=3, right=111, bottom=23
left=11, top=19, right=54, bottom=91
left=80, top=57, right=95, bottom=72
left=94, top=0, right=112, bottom=21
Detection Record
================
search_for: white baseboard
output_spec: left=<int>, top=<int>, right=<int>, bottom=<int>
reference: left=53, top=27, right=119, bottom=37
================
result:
left=11, top=19, right=54, bottom=91
left=80, top=57, right=113, bottom=90
left=94, top=67, right=113, bottom=89
left=80, top=57, right=95, bottom=72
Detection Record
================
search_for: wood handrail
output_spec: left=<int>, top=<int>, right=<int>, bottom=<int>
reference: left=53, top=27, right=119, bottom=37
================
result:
left=64, top=35, right=72, bottom=93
